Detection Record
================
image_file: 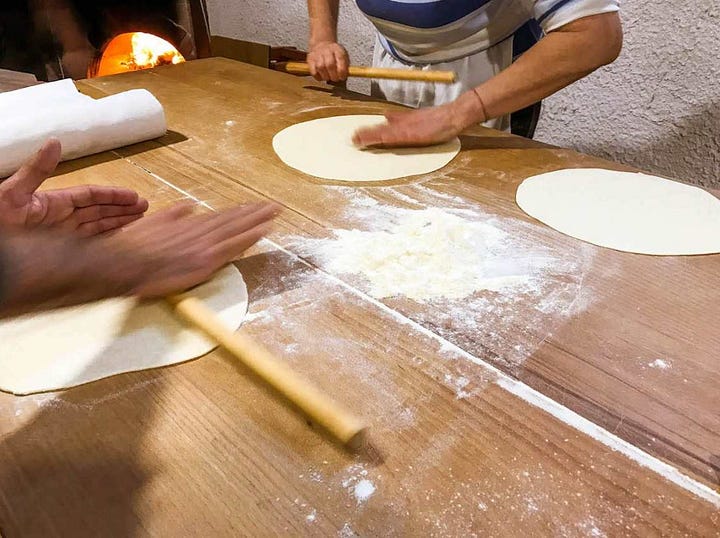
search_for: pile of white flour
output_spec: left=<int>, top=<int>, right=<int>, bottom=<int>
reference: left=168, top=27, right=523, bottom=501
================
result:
left=284, top=188, right=596, bottom=368
left=308, top=207, right=564, bottom=302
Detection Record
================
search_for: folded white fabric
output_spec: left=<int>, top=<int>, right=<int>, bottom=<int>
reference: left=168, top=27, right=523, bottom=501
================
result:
left=0, top=80, right=167, bottom=177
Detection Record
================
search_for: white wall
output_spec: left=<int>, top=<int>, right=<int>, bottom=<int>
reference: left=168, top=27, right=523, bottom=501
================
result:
left=208, top=0, right=720, bottom=188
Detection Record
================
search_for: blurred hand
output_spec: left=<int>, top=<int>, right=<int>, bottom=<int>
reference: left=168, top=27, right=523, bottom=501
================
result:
left=0, top=139, right=148, bottom=236
left=352, top=105, right=465, bottom=148
left=307, top=41, right=349, bottom=82
left=114, top=202, right=279, bottom=298
left=352, top=91, right=484, bottom=148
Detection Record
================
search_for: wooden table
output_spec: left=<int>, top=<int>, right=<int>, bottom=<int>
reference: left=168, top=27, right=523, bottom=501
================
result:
left=0, top=58, right=718, bottom=536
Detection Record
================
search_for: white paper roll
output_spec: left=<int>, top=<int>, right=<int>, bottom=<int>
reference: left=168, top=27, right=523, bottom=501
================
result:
left=0, top=79, right=90, bottom=117
left=0, top=88, right=167, bottom=177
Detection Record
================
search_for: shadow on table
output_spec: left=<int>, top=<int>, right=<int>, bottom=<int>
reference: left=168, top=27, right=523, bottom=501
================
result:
left=710, top=455, right=720, bottom=486
left=0, top=301, right=176, bottom=536
left=54, top=130, right=188, bottom=176
left=302, top=84, right=388, bottom=105
left=0, top=370, right=162, bottom=537
left=235, top=249, right=319, bottom=305
left=458, top=133, right=552, bottom=151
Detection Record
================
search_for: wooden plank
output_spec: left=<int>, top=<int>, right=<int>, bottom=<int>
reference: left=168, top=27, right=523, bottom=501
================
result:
left=0, top=69, right=39, bottom=93
left=210, top=36, right=270, bottom=67
left=0, top=159, right=718, bottom=534
left=78, top=59, right=720, bottom=487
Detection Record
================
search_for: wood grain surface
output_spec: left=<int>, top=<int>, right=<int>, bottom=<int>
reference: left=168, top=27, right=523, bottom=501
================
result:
left=0, top=59, right=718, bottom=536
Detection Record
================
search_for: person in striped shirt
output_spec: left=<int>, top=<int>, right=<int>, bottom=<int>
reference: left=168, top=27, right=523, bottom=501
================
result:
left=307, top=0, right=622, bottom=147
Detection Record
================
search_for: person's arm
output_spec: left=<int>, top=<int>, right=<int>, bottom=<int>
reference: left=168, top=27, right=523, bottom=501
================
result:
left=30, top=0, right=95, bottom=79
left=0, top=231, right=128, bottom=317
left=353, top=12, right=623, bottom=147
left=0, top=202, right=278, bottom=318
left=307, top=0, right=349, bottom=82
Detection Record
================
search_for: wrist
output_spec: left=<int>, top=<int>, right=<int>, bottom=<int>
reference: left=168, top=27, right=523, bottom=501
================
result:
left=94, top=234, right=151, bottom=298
left=309, top=21, right=338, bottom=49
left=309, top=37, right=337, bottom=49
left=451, top=89, right=489, bottom=131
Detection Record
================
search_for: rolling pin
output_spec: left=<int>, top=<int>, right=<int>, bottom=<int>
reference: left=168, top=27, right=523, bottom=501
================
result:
left=167, top=294, right=368, bottom=449
left=277, top=61, right=457, bottom=84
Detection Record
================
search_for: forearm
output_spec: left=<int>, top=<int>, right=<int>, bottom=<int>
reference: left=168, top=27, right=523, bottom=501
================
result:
left=31, top=0, right=91, bottom=51
left=453, top=13, right=623, bottom=128
left=0, top=232, right=134, bottom=318
left=308, top=0, right=340, bottom=45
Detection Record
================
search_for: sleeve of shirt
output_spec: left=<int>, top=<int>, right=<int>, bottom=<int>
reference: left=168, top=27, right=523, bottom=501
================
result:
left=533, top=0, right=620, bottom=33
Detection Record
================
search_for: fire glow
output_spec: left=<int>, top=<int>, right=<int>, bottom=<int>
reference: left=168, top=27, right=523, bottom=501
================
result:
left=91, top=32, right=185, bottom=77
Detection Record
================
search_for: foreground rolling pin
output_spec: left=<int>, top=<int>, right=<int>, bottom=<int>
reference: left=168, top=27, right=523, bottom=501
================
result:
left=278, top=61, right=456, bottom=84
left=167, top=294, right=368, bottom=449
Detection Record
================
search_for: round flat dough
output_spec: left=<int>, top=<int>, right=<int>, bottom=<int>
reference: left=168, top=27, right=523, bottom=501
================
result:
left=516, top=168, right=720, bottom=255
left=0, top=265, right=248, bottom=395
left=272, top=114, right=461, bottom=182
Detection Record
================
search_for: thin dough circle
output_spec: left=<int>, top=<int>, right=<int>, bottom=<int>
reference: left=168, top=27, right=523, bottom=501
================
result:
left=516, top=168, right=720, bottom=255
left=272, top=114, right=461, bottom=182
left=0, top=265, right=248, bottom=395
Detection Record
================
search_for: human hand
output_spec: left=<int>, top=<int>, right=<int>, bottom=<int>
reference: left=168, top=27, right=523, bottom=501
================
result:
left=113, top=201, right=279, bottom=298
left=0, top=139, right=149, bottom=236
left=352, top=92, right=484, bottom=148
left=307, top=41, right=349, bottom=82
left=351, top=105, right=465, bottom=148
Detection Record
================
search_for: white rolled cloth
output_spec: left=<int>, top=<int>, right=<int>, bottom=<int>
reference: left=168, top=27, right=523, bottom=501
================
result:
left=0, top=79, right=89, bottom=118
left=0, top=86, right=167, bottom=177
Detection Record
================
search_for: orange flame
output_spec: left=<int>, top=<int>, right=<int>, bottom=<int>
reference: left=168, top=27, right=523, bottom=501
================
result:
left=91, top=32, right=185, bottom=77
left=129, top=32, right=185, bottom=70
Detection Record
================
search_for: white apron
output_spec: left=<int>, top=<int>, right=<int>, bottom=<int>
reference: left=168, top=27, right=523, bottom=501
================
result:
left=370, top=35, right=513, bottom=132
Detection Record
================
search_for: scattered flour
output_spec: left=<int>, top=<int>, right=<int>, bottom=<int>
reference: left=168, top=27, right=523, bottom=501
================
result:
left=444, top=374, right=472, bottom=399
left=647, top=359, right=671, bottom=370
left=339, top=463, right=377, bottom=505
left=338, top=523, right=357, bottom=537
left=353, top=479, right=376, bottom=504
left=285, top=190, right=596, bottom=370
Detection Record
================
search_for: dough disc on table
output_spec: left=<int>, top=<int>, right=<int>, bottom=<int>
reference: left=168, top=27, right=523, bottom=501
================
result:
left=0, top=265, right=248, bottom=395
left=272, top=114, right=461, bottom=182
left=516, top=168, right=720, bottom=255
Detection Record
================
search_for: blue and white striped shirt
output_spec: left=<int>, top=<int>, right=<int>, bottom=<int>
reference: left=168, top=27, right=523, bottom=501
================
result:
left=356, top=0, right=620, bottom=63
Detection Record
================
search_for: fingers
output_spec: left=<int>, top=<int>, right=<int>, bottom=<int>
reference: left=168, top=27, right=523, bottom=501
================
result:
left=335, top=48, right=349, bottom=81
left=312, top=50, right=333, bottom=81
left=71, top=200, right=149, bottom=227
left=308, top=43, right=348, bottom=82
left=182, top=203, right=278, bottom=274
left=211, top=220, right=273, bottom=263
left=201, top=203, right=279, bottom=249
left=124, top=202, right=279, bottom=298
left=76, top=213, right=145, bottom=237
left=325, top=48, right=340, bottom=82
left=65, top=185, right=146, bottom=208
left=352, top=125, right=394, bottom=148
left=124, top=201, right=195, bottom=231
left=353, top=110, right=442, bottom=148
left=4, top=139, right=62, bottom=197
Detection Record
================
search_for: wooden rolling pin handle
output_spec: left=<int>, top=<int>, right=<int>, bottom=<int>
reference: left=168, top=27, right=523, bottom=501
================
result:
left=167, top=295, right=366, bottom=446
left=280, top=61, right=456, bottom=84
